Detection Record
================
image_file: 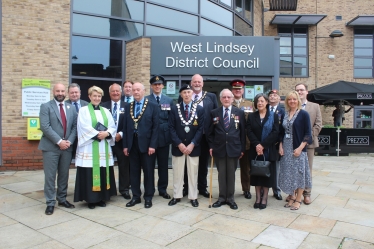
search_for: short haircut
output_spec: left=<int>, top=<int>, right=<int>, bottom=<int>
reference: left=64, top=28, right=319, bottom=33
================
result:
left=123, top=80, right=133, bottom=85
left=253, top=93, right=269, bottom=109
left=284, top=90, right=302, bottom=111
left=88, top=85, right=104, bottom=96
left=68, top=83, right=80, bottom=91
left=295, top=83, right=308, bottom=91
left=219, top=88, right=234, bottom=98
left=109, top=83, right=122, bottom=92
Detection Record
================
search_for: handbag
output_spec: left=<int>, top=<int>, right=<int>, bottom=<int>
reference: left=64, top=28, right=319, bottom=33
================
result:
left=250, top=155, right=271, bottom=177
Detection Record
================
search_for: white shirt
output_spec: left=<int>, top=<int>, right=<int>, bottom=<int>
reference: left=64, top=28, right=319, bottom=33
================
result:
left=222, top=106, right=232, bottom=118
left=111, top=100, right=123, bottom=138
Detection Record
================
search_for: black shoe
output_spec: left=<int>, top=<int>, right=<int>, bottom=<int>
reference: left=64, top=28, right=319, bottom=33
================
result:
left=254, top=203, right=260, bottom=209
left=259, top=204, right=267, bottom=209
left=212, top=200, right=224, bottom=208
left=199, top=190, right=210, bottom=198
left=88, top=203, right=96, bottom=209
left=45, top=206, right=54, bottom=215
left=244, top=191, right=252, bottom=199
left=168, top=198, right=180, bottom=206
left=160, top=192, right=171, bottom=199
left=58, top=201, right=75, bottom=209
left=183, top=189, right=188, bottom=197
left=126, top=199, right=141, bottom=207
left=122, top=191, right=131, bottom=200
left=96, top=200, right=106, bottom=207
left=144, top=200, right=152, bottom=208
left=228, top=202, right=238, bottom=210
left=190, top=199, right=199, bottom=207
left=273, top=193, right=283, bottom=200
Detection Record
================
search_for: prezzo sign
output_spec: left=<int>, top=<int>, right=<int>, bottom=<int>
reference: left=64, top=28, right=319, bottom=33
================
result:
left=346, top=136, right=369, bottom=145
left=357, top=93, right=372, bottom=99
left=318, top=135, right=330, bottom=145
left=150, top=36, right=278, bottom=76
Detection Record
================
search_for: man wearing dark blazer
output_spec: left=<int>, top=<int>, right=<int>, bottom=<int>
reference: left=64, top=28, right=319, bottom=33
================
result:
left=268, top=89, right=285, bottom=201
left=123, top=82, right=159, bottom=208
left=39, top=83, right=77, bottom=215
left=101, top=83, right=131, bottom=200
left=121, top=80, right=134, bottom=103
left=179, top=74, right=218, bottom=198
left=146, top=75, right=173, bottom=199
left=207, top=89, right=246, bottom=210
left=168, top=84, right=204, bottom=207
left=65, top=83, right=89, bottom=111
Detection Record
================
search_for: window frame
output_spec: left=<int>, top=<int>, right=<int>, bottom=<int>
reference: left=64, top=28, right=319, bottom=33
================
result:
left=353, top=27, right=374, bottom=79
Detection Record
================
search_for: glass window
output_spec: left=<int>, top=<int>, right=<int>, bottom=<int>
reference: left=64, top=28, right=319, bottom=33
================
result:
left=278, top=26, right=308, bottom=77
left=71, top=36, right=122, bottom=78
left=149, top=0, right=198, bottom=13
left=200, top=18, right=233, bottom=36
left=201, top=0, right=233, bottom=29
left=220, top=0, right=232, bottom=7
left=71, top=78, right=122, bottom=103
left=146, top=4, right=198, bottom=33
left=146, top=25, right=193, bottom=36
left=73, top=0, right=144, bottom=20
left=234, top=0, right=251, bottom=22
left=234, top=15, right=252, bottom=36
left=73, top=14, right=143, bottom=39
left=354, top=28, right=374, bottom=78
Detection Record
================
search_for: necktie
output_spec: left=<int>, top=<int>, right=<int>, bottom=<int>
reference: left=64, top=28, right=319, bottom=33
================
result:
left=73, top=102, right=79, bottom=112
left=185, top=104, right=189, bottom=120
left=112, top=102, right=117, bottom=123
left=126, top=97, right=130, bottom=103
left=270, top=106, right=274, bottom=112
left=135, top=102, right=141, bottom=118
left=194, top=95, right=199, bottom=103
left=224, top=108, right=230, bottom=130
left=59, top=103, right=67, bottom=138
left=302, top=103, right=306, bottom=109
left=156, top=96, right=160, bottom=104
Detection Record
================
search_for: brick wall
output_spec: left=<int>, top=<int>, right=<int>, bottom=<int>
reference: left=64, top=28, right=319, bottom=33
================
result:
left=253, top=0, right=263, bottom=36
left=2, top=0, right=70, bottom=169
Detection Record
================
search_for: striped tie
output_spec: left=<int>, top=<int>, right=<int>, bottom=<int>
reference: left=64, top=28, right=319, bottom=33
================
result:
left=224, top=108, right=230, bottom=130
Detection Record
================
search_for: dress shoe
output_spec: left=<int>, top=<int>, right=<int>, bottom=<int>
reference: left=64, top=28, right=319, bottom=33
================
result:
left=126, top=199, right=141, bottom=207
left=160, top=192, right=171, bottom=199
left=122, top=191, right=131, bottom=200
left=259, top=203, right=267, bottom=209
left=212, top=200, right=224, bottom=208
left=190, top=199, right=199, bottom=207
left=244, top=191, right=252, bottom=199
left=96, top=200, right=106, bottom=207
left=199, top=190, right=210, bottom=198
left=227, top=202, right=238, bottom=210
left=144, top=200, right=152, bottom=208
left=303, top=196, right=311, bottom=205
left=253, top=202, right=260, bottom=209
left=45, top=206, right=54, bottom=215
left=273, top=193, right=283, bottom=200
left=168, top=198, right=180, bottom=206
left=58, top=201, right=75, bottom=209
left=183, top=189, right=188, bottom=197
left=88, top=203, right=96, bottom=209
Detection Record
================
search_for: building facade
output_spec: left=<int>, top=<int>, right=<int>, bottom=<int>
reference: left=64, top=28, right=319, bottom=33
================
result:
left=1, top=0, right=374, bottom=169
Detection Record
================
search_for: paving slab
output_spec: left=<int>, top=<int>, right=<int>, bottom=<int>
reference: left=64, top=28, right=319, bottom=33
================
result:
left=344, top=198, right=374, bottom=213
left=28, top=240, right=72, bottom=249
left=320, top=206, right=374, bottom=227
left=91, top=234, right=163, bottom=249
left=329, top=221, right=374, bottom=243
left=163, top=207, right=213, bottom=226
left=1, top=180, right=44, bottom=194
left=298, top=233, right=341, bottom=249
left=288, top=214, right=336, bottom=235
left=341, top=238, right=374, bottom=249
left=0, top=193, right=40, bottom=213
left=0, top=213, right=17, bottom=228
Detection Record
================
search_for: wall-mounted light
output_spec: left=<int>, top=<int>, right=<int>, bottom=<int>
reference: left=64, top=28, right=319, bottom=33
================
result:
left=329, top=30, right=344, bottom=38
left=72, top=55, right=78, bottom=61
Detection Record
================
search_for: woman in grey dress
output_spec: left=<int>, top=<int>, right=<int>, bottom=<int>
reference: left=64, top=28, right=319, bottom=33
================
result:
left=279, top=91, right=312, bottom=211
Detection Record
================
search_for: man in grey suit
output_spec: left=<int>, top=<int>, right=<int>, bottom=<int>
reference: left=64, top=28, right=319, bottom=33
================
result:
left=39, top=83, right=78, bottom=215
left=295, top=83, right=322, bottom=205
left=146, top=75, right=174, bottom=199
left=65, top=83, right=89, bottom=111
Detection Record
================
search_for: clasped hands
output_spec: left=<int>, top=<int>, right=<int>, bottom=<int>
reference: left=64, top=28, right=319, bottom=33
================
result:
left=256, top=144, right=264, bottom=155
left=179, top=143, right=194, bottom=155
left=58, top=140, right=71, bottom=150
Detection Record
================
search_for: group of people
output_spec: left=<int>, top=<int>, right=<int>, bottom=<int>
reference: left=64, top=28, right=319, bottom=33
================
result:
left=38, top=75, right=322, bottom=215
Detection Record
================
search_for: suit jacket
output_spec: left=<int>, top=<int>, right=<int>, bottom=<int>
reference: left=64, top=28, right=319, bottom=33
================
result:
left=65, top=99, right=89, bottom=108
left=246, top=110, right=279, bottom=162
left=233, top=98, right=254, bottom=150
left=101, top=100, right=127, bottom=148
left=146, top=94, right=174, bottom=147
left=207, top=106, right=246, bottom=158
left=179, top=91, right=218, bottom=132
left=38, top=100, right=77, bottom=152
left=169, top=103, right=205, bottom=157
left=122, top=99, right=159, bottom=153
left=269, top=104, right=285, bottom=147
left=305, top=101, right=322, bottom=148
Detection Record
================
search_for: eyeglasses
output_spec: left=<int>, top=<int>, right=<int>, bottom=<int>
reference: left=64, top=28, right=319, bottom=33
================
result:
left=295, top=89, right=306, bottom=92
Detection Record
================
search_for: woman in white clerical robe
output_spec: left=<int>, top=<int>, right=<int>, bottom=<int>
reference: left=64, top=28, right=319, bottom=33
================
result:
left=74, top=86, right=117, bottom=209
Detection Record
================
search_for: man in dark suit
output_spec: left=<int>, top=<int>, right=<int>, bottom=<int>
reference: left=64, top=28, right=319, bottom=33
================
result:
left=268, top=89, right=285, bottom=201
left=121, top=80, right=134, bottom=103
left=65, top=83, right=89, bottom=111
left=231, top=79, right=254, bottom=200
left=145, top=75, right=173, bottom=199
left=122, top=82, right=159, bottom=208
left=207, top=89, right=246, bottom=210
left=38, top=83, right=77, bottom=215
left=101, top=83, right=131, bottom=200
left=180, top=74, right=218, bottom=198
left=168, top=84, right=204, bottom=207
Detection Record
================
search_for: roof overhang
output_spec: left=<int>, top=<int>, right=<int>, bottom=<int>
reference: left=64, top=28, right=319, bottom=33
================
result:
left=270, top=14, right=327, bottom=25
left=347, top=15, right=374, bottom=26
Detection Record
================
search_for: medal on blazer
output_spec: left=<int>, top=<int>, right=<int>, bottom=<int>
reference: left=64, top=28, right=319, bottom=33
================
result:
left=130, top=99, right=148, bottom=129
left=234, top=116, right=239, bottom=129
left=177, top=103, right=197, bottom=133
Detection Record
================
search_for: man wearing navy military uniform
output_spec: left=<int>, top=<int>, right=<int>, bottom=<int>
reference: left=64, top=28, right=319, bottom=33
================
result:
left=146, top=75, right=173, bottom=199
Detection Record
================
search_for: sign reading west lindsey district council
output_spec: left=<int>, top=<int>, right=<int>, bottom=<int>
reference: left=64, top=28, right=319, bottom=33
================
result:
left=22, top=79, right=51, bottom=117
left=151, top=36, right=279, bottom=76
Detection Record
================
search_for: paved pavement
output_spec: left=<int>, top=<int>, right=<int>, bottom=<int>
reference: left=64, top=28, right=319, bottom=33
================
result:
left=1, top=155, right=374, bottom=249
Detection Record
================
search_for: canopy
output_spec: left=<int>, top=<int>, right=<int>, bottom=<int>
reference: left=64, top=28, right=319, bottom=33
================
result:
left=307, top=80, right=374, bottom=106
